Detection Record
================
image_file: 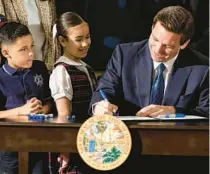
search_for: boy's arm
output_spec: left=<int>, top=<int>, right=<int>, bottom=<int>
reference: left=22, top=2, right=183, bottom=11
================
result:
left=0, top=107, right=21, bottom=119
left=0, top=97, right=41, bottom=119
left=0, top=90, right=19, bottom=119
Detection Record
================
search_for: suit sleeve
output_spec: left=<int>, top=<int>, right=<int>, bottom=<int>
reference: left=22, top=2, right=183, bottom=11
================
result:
left=175, top=69, right=209, bottom=117
left=89, top=45, right=124, bottom=114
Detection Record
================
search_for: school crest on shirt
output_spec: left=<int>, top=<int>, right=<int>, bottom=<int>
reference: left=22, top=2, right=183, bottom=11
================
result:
left=34, top=74, right=44, bottom=87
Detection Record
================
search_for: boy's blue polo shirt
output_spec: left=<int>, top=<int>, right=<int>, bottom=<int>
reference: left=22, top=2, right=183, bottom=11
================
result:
left=0, top=60, right=51, bottom=110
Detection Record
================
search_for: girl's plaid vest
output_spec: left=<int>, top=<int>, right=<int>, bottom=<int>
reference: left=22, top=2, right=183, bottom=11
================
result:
left=54, top=62, right=98, bottom=121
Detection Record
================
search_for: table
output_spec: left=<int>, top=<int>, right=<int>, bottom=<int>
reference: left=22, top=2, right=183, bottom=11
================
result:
left=0, top=118, right=208, bottom=173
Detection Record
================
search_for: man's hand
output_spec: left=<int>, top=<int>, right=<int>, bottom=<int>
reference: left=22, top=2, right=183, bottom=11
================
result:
left=18, top=97, right=42, bottom=116
left=136, top=104, right=175, bottom=117
left=92, top=100, right=118, bottom=116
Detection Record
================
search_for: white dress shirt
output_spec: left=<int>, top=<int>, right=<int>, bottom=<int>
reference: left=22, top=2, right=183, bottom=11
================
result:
left=49, top=56, right=94, bottom=101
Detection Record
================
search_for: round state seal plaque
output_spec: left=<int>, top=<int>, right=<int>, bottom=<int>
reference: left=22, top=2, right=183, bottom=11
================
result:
left=77, top=115, right=132, bottom=171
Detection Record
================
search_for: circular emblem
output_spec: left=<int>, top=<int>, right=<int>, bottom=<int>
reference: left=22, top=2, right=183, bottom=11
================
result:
left=33, top=74, right=44, bottom=87
left=77, top=115, right=132, bottom=171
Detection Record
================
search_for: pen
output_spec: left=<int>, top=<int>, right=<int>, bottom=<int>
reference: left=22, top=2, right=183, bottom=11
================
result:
left=99, top=89, right=108, bottom=101
left=99, top=89, right=118, bottom=116
left=157, top=113, right=185, bottom=118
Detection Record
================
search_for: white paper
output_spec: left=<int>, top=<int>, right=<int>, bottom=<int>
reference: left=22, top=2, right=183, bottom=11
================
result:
left=117, top=116, right=154, bottom=121
left=117, top=115, right=208, bottom=121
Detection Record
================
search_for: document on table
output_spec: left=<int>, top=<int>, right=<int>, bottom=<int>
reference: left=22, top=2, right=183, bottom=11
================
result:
left=117, top=115, right=208, bottom=121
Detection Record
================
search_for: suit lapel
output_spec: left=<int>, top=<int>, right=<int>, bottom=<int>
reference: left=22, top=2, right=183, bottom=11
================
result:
left=135, top=43, right=153, bottom=108
left=163, top=55, right=192, bottom=105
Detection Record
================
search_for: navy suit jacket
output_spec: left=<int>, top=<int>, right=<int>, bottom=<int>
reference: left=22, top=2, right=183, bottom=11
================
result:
left=90, top=40, right=209, bottom=117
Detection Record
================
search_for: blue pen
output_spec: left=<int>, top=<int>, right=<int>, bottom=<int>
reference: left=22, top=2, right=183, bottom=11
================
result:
left=99, top=89, right=118, bottom=116
left=99, top=89, right=108, bottom=101
left=158, top=113, right=185, bottom=118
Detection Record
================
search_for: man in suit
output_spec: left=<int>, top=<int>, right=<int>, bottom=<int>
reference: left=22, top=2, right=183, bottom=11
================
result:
left=90, top=5, right=209, bottom=117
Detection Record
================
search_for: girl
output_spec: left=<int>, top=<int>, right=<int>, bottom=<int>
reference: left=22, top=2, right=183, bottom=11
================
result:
left=49, top=12, right=97, bottom=173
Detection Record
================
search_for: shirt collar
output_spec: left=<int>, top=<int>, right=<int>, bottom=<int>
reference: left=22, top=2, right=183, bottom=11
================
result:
left=153, top=54, right=178, bottom=72
left=55, top=56, right=87, bottom=67
left=3, top=62, right=18, bottom=75
left=3, top=62, right=29, bottom=76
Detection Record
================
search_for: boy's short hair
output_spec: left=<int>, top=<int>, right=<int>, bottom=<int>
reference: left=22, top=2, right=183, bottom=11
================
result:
left=0, top=22, right=31, bottom=45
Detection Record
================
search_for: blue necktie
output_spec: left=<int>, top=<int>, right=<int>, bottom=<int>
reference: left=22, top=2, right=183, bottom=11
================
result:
left=150, top=63, right=166, bottom=105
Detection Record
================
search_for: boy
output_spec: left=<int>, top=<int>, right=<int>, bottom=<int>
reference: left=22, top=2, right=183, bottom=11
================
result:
left=0, top=22, right=52, bottom=173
